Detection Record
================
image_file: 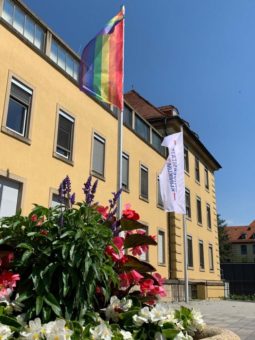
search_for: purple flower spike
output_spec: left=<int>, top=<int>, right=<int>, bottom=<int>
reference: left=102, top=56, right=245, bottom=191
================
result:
left=70, top=193, right=75, bottom=205
left=91, top=179, right=98, bottom=194
left=64, top=175, right=71, bottom=194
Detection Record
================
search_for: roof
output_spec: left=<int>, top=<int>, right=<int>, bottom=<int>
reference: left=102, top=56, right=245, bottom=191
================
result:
left=224, top=222, right=255, bottom=243
left=124, top=89, right=221, bottom=170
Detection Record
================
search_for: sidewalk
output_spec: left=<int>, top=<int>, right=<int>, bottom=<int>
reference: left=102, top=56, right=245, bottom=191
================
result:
left=171, top=300, right=255, bottom=340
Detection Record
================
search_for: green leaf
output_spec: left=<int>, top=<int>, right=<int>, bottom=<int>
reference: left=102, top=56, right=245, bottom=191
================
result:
left=123, top=255, right=156, bottom=273
left=120, top=218, right=147, bottom=231
left=62, top=272, right=69, bottom=297
left=162, top=328, right=180, bottom=339
left=0, top=315, right=22, bottom=330
left=15, top=291, right=33, bottom=303
left=20, top=250, right=33, bottom=264
left=36, top=296, right=44, bottom=315
left=44, top=292, right=62, bottom=317
left=16, top=242, right=34, bottom=251
left=124, top=234, right=157, bottom=249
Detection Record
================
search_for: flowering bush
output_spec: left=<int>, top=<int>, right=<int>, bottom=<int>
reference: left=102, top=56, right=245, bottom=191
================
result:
left=0, top=176, right=206, bottom=339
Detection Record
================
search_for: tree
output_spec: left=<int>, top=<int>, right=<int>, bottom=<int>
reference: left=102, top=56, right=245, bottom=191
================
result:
left=217, top=214, right=231, bottom=263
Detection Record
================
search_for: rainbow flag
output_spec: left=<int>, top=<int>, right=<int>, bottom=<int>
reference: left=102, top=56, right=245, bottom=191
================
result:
left=79, top=8, right=124, bottom=111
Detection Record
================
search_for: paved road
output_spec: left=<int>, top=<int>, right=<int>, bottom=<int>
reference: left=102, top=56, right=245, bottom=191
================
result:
left=171, top=300, right=255, bottom=340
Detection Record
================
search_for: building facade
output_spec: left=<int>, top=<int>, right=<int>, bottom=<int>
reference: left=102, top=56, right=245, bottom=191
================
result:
left=0, top=0, right=224, bottom=299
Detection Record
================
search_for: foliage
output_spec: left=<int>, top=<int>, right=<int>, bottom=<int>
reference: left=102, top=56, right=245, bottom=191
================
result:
left=217, top=214, right=231, bottom=263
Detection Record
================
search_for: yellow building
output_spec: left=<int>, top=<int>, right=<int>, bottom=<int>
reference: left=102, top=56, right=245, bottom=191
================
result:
left=0, top=0, right=224, bottom=299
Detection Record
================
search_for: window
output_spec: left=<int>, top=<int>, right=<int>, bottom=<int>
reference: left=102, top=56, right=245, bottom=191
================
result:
left=205, top=167, right=209, bottom=189
left=122, top=153, right=129, bottom=191
left=140, top=165, right=148, bottom=200
left=135, top=115, right=150, bottom=142
left=140, top=226, right=149, bottom=261
left=184, top=147, right=189, bottom=173
left=206, top=204, right=211, bottom=229
left=5, top=78, right=33, bottom=138
left=51, top=193, right=68, bottom=208
left=157, top=176, right=163, bottom=208
left=123, top=105, right=132, bottom=128
left=195, top=157, right=200, bottom=182
left=92, top=134, right=105, bottom=177
left=158, top=230, right=165, bottom=264
left=0, top=177, right=22, bottom=217
left=185, top=189, right=191, bottom=218
left=199, top=241, right=205, bottom=270
left=2, top=0, right=45, bottom=50
left=56, top=111, right=74, bottom=161
left=187, top=236, right=193, bottom=268
left=152, top=130, right=165, bottom=155
left=253, top=244, right=255, bottom=255
left=240, top=233, right=247, bottom=240
left=241, top=244, right=247, bottom=255
left=50, top=38, right=79, bottom=80
left=196, top=197, right=202, bottom=224
left=209, top=244, right=214, bottom=270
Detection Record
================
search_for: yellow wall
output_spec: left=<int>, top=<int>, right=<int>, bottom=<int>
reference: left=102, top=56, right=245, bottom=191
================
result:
left=231, top=243, right=255, bottom=263
left=0, top=24, right=168, bottom=277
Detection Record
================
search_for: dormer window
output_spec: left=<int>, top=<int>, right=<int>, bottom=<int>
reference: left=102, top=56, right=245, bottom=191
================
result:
left=251, top=233, right=255, bottom=240
left=240, top=233, right=247, bottom=240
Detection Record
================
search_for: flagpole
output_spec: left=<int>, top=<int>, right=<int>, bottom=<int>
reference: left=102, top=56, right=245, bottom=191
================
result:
left=180, top=125, right=189, bottom=303
left=117, top=5, right=125, bottom=220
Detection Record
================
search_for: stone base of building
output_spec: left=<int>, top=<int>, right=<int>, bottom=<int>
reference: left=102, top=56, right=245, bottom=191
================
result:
left=162, top=280, right=225, bottom=301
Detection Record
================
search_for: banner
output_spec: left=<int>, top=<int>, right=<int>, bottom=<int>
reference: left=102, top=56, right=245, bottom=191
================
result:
left=159, top=132, right=185, bottom=214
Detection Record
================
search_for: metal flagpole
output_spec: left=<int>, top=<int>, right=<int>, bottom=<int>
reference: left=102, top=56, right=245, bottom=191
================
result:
left=117, top=6, right=125, bottom=220
left=180, top=125, right=189, bottom=303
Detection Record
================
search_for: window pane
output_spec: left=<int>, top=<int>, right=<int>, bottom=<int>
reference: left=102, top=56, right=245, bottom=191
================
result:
left=197, top=198, right=202, bottom=224
left=241, top=245, right=247, bottom=255
left=185, top=189, right=191, bottom=218
left=73, top=61, right=79, bottom=81
left=199, top=242, right=204, bottom=269
left=122, top=154, right=129, bottom=189
left=157, top=177, right=163, bottom=207
left=209, top=246, right=214, bottom=270
left=124, top=105, right=132, bottom=128
left=205, top=168, right=209, bottom=189
left=50, top=40, right=58, bottom=63
left=140, top=166, right=148, bottom=199
left=195, top=158, right=200, bottom=182
left=158, top=231, right=165, bottom=264
left=58, top=46, right=66, bottom=69
left=2, top=0, right=14, bottom=24
left=66, top=54, right=74, bottom=77
left=135, top=115, right=150, bottom=141
left=24, top=16, right=35, bottom=43
left=34, top=25, right=44, bottom=50
left=0, top=177, right=20, bottom=217
left=188, top=237, right=193, bottom=267
left=13, top=6, right=25, bottom=34
left=56, top=114, right=73, bottom=159
left=6, top=98, right=27, bottom=135
left=92, top=136, right=105, bottom=176
left=152, top=131, right=164, bottom=154
left=207, top=204, right=211, bottom=229
left=184, top=147, right=189, bottom=172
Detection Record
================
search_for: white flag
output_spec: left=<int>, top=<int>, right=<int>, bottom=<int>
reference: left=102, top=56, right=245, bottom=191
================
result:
left=159, top=132, right=185, bottom=214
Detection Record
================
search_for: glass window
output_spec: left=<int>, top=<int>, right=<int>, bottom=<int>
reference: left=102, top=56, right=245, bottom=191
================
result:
left=185, top=188, right=191, bottom=218
left=51, top=193, right=68, bottom=208
left=187, top=236, right=193, bottom=268
left=184, top=147, right=189, bottom=173
left=196, top=197, right=202, bottom=224
left=6, top=78, right=32, bottom=137
left=253, top=244, right=255, bottom=254
left=92, top=134, right=105, bottom=177
left=56, top=111, right=74, bottom=160
left=152, top=130, right=165, bottom=155
left=199, top=241, right=205, bottom=269
left=0, top=177, right=22, bottom=217
left=206, top=204, right=211, bottom=229
left=209, top=245, right=214, bottom=270
left=123, top=105, right=132, bottom=128
left=122, top=153, right=129, bottom=191
left=241, top=244, right=247, bottom=255
left=50, top=40, right=58, bottom=63
left=195, top=157, right=200, bottom=182
left=2, top=0, right=45, bottom=50
left=135, top=115, right=150, bottom=142
left=158, top=230, right=165, bottom=264
left=157, top=176, right=163, bottom=208
left=205, top=167, right=209, bottom=189
left=140, top=165, right=148, bottom=200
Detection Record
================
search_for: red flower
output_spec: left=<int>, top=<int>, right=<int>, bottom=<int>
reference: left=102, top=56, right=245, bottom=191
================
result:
left=97, top=205, right=109, bottom=219
left=105, top=237, right=125, bottom=262
left=122, top=204, right=140, bottom=220
left=129, top=270, right=144, bottom=284
left=0, top=271, right=20, bottom=295
left=36, top=216, right=45, bottom=227
left=31, top=214, right=38, bottom=222
left=140, top=279, right=155, bottom=294
left=151, top=285, right=167, bottom=297
left=39, top=229, right=48, bottom=236
left=152, top=273, right=165, bottom=286
left=119, top=272, right=131, bottom=288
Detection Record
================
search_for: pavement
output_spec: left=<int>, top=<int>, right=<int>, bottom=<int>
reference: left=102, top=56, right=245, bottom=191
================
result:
left=171, top=300, right=255, bottom=340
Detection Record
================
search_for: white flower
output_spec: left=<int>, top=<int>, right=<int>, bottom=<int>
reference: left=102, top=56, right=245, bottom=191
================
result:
left=154, top=332, right=166, bottom=340
left=105, top=296, right=132, bottom=322
left=120, top=329, right=133, bottom=339
left=0, top=325, right=12, bottom=340
left=44, top=319, right=72, bottom=340
left=21, top=318, right=43, bottom=339
left=150, top=304, right=169, bottom=323
left=174, top=331, right=193, bottom=340
left=90, top=322, right=113, bottom=340
left=133, top=306, right=151, bottom=326
left=191, top=309, right=205, bottom=331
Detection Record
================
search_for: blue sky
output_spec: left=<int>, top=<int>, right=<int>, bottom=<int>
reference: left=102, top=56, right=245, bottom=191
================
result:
left=22, top=0, right=255, bottom=226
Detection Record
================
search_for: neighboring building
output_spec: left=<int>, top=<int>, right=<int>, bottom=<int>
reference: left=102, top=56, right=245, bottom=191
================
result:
left=0, top=0, right=224, bottom=299
left=224, top=221, right=255, bottom=263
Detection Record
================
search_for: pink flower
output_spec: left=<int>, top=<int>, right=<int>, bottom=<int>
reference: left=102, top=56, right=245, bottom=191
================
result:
left=0, top=271, right=20, bottom=294
left=122, top=204, right=140, bottom=220
left=36, top=216, right=45, bottom=227
left=31, top=214, right=38, bottom=222
left=119, top=272, right=131, bottom=288
left=152, top=273, right=165, bottom=286
left=97, top=205, right=109, bottom=219
left=105, top=237, right=125, bottom=262
left=151, top=285, right=167, bottom=297
left=129, top=270, right=144, bottom=284
left=140, top=279, right=155, bottom=294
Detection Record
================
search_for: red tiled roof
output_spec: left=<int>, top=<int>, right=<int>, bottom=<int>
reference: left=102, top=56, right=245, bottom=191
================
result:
left=224, top=222, right=255, bottom=243
left=124, top=90, right=165, bottom=120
